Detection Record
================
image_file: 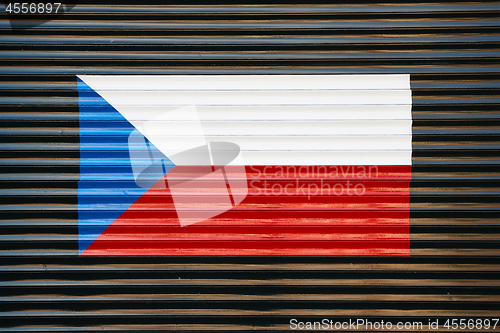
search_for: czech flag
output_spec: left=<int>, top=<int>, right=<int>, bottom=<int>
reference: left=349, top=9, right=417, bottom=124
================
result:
left=77, top=75, right=412, bottom=256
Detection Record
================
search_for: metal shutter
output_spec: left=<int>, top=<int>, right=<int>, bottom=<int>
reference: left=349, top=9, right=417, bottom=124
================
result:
left=1, top=1, right=499, bottom=331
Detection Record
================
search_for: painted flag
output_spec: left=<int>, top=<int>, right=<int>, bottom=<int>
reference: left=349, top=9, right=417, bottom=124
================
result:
left=77, top=75, right=412, bottom=256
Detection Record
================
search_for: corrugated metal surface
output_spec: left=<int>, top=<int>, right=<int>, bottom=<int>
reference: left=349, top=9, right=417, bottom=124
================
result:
left=0, top=1, right=499, bottom=331
left=76, top=74, right=413, bottom=257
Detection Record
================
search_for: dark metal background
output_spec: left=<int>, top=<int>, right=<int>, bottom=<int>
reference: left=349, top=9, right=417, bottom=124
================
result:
left=0, top=1, right=499, bottom=331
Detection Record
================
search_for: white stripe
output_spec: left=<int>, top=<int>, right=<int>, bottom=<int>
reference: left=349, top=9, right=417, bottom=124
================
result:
left=107, top=105, right=413, bottom=121
left=83, top=90, right=411, bottom=106
left=79, top=74, right=410, bottom=91
left=140, top=120, right=412, bottom=136
left=205, top=136, right=412, bottom=151
left=78, top=74, right=412, bottom=166
left=238, top=151, right=412, bottom=166
left=127, top=136, right=411, bottom=151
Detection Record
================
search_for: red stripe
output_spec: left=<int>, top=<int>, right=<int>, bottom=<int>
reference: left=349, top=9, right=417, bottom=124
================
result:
left=82, top=225, right=410, bottom=240
left=82, top=165, right=410, bottom=256
left=82, top=241, right=409, bottom=256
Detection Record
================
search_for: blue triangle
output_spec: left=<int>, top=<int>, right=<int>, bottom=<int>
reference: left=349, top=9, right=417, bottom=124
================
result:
left=77, top=77, right=175, bottom=254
